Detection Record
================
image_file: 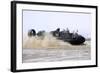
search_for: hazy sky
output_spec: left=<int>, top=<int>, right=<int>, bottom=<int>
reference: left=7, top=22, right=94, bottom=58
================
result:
left=23, top=10, right=91, bottom=38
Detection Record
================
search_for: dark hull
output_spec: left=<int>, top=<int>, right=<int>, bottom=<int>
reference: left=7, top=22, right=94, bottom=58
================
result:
left=72, top=37, right=85, bottom=45
left=66, top=38, right=85, bottom=45
left=58, top=35, right=85, bottom=45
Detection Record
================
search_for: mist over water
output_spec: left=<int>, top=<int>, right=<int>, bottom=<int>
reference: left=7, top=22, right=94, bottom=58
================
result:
left=23, top=33, right=71, bottom=49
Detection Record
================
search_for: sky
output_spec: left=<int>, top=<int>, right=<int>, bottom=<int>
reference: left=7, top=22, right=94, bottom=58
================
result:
left=23, top=10, right=92, bottom=38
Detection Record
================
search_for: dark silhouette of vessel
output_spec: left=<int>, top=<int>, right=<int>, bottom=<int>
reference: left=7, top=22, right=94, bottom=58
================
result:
left=28, top=29, right=36, bottom=37
left=51, top=28, right=85, bottom=45
left=28, top=28, right=85, bottom=45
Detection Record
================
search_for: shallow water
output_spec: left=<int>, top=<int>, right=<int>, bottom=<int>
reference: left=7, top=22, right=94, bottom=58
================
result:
left=22, top=47, right=91, bottom=63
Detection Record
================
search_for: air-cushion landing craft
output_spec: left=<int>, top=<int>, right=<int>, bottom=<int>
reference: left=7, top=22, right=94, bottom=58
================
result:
left=28, top=28, right=85, bottom=45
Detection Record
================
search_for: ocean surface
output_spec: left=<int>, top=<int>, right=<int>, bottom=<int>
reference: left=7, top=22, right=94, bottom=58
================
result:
left=22, top=46, right=91, bottom=63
